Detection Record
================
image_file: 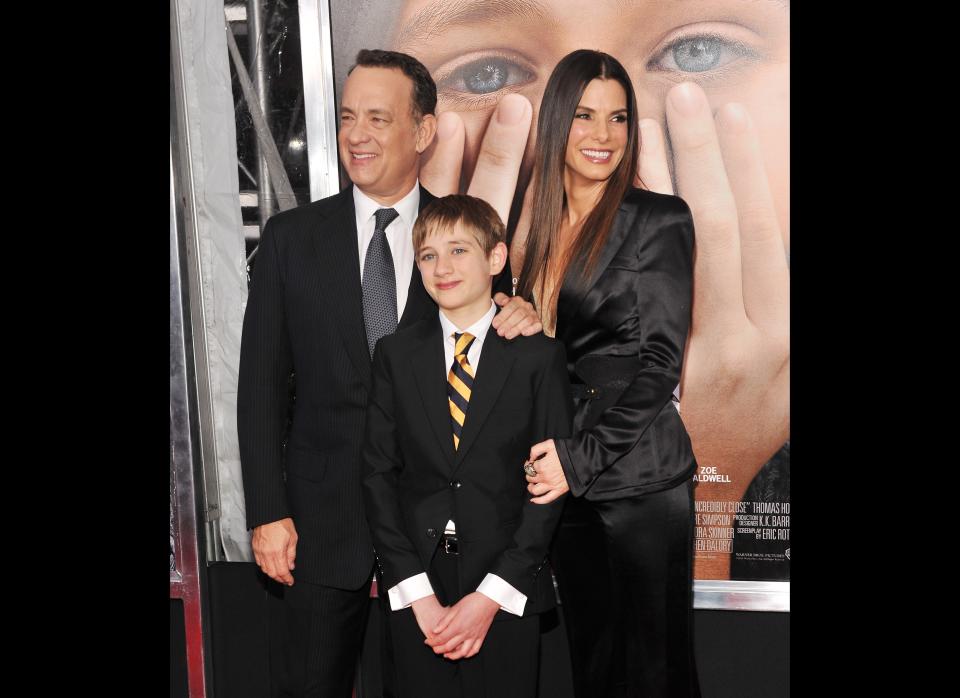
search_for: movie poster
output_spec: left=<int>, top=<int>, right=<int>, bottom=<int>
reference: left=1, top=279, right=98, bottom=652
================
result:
left=326, top=0, right=790, bottom=586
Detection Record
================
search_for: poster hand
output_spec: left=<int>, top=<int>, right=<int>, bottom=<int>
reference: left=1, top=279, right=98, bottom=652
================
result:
left=642, top=82, right=789, bottom=497
left=420, top=94, right=532, bottom=229
left=420, top=111, right=465, bottom=197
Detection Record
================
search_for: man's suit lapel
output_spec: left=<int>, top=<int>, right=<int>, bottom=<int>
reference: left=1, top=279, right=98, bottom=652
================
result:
left=313, top=184, right=437, bottom=383
left=312, top=188, right=373, bottom=385
left=410, top=315, right=458, bottom=467
left=399, top=263, right=432, bottom=328
left=557, top=200, right=638, bottom=339
left=452, top=330, right=515, bottom=472
left=399, top=185, right=437, bottom=328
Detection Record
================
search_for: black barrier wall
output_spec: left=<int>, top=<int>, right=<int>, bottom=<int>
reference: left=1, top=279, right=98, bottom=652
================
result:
left=169, top=563, right=789, bottom=698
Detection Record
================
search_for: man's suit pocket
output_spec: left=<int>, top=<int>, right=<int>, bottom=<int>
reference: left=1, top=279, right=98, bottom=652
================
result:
left=284, top=446, right=358, bottom=541
left=284, top=444, right=329, bottom=483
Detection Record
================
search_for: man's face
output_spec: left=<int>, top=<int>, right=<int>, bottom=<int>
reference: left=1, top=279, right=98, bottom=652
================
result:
left=389, top=0, right=789, bottom=248
left=338, top=66, right=435, bottom=204
left=417, top=222, right=506, bottom=321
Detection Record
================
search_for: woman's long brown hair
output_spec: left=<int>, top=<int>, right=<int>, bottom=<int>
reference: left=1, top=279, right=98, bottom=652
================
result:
left=516, top=50, right=640, bottom=305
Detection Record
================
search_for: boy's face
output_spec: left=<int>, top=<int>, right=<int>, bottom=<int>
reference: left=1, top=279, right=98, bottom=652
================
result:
left=417, top=222, right=507, bottom=321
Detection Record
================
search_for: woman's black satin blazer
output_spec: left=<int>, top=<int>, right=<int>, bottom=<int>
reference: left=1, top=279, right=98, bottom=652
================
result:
left=554, top=187, right=697, bottom=501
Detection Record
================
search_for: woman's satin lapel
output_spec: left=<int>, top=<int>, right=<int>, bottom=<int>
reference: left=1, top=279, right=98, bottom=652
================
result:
left=556, top=200, right=639, bottom=340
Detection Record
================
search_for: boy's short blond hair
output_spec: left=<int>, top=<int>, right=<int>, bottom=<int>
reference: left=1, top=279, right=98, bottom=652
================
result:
left=413, top=194, right=506, bottom=256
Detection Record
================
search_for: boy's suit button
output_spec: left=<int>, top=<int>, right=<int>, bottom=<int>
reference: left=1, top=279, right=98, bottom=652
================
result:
left=449, top=480, right=462, bottom=489
left=426, top=528, right=437, bottom=538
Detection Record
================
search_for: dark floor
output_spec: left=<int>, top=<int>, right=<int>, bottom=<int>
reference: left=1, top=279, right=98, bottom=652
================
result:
left=171, top=562, right=788, bottom=698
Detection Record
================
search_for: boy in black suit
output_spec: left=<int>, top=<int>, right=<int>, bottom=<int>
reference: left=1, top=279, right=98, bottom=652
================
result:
left=362, top=195, right=573, bottom=697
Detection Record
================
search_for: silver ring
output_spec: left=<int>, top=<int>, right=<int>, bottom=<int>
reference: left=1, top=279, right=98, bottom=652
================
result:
left=523, top=461, right=538, bottom=477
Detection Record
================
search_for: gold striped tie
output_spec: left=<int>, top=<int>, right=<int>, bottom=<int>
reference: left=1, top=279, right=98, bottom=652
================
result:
left=448, top=332, right=476, bottom=450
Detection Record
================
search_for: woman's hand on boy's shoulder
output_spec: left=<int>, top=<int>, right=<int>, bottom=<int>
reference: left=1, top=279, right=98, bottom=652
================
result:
left=492, top=292, right=542, bottom=339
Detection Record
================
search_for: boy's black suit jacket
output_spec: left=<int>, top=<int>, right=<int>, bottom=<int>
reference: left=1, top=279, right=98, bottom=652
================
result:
left=362, top=315, right=573, bottom=617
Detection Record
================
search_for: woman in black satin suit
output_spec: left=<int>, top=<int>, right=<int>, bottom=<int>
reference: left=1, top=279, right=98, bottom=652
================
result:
left=517, top=50, right=701, bottom=698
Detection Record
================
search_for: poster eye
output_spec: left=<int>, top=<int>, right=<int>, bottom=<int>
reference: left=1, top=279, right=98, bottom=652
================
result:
left=649, top=34, right=756, bottom=74
left=443, top=56, right=534, bottom=94
left=672, top=36, right=724, bottom=72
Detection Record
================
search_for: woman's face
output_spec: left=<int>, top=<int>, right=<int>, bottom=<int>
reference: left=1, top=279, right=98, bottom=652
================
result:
left=390, top=0, right=790, bottom=248
left=563, top=78, right=629, bottom=190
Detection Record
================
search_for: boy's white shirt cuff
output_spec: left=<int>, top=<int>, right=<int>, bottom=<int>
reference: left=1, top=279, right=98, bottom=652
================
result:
left=388, top=573, right=527, bottom=616
left=388, top=573, right=435, bottom=610
left=477, top=573, right=527, bottom=616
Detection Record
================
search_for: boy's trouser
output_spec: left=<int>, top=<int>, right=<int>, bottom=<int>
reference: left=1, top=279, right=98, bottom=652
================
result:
left=384, top=537, right=541, bottom=698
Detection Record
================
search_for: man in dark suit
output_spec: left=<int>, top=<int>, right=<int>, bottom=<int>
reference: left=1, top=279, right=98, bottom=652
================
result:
left=363, top=195, right=573, bottom=697
left=237, top=50, right=541, bottom=697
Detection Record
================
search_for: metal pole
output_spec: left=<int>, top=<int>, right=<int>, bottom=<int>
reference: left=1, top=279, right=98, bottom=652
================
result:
left=298, top=0, right=342, bottom=201
left=170, top=142, right=210, bottom=698
left=247, top=0, right=275, bottom=228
